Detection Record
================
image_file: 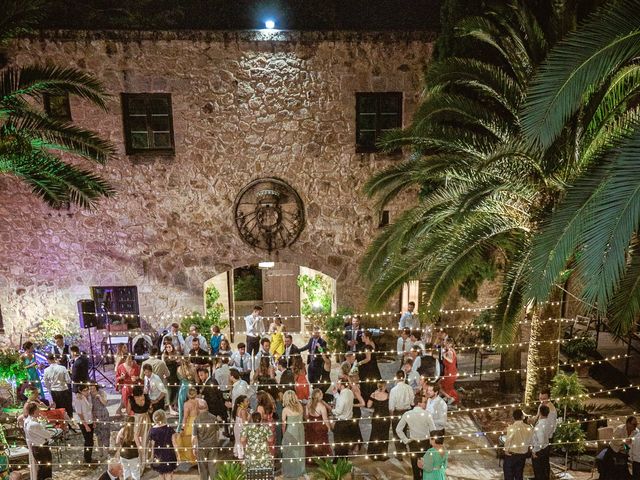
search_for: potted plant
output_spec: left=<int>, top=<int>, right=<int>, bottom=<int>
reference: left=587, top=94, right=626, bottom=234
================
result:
left=214, top=463, right=245, bottom=480
left=554, top=420, right=587, bottom=456
left=313, top=458, right=353, bottom=480
left=563, top=333, right=596, bottom=377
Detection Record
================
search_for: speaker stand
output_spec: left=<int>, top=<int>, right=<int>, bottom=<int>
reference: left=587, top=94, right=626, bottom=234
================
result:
left=87, top=326, right=113, bottom=387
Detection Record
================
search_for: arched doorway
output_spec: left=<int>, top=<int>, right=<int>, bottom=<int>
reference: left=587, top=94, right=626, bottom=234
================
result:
left=204, top=263, right=337, bottom=339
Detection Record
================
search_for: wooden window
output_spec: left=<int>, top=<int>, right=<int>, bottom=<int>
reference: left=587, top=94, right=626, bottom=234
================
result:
left=356, top=92, right=402, bottom=153
left=43, top=93, right=72, bottom=121
left=122, top=93, right=174, bottom=154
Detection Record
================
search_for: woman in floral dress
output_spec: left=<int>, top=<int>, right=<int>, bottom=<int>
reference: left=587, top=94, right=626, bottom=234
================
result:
left=89, top=383, right=111, bottom=454
left=241, top=412, right=274, bottom=475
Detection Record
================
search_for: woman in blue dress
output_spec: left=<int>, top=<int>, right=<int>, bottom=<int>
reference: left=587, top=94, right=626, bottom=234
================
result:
left=418, top=435, right=449, bottom=480
left=22, top=342, right=44, bottom=398
left=149, top=409, right=178, bottom=479
left=176, top=359, right=194, bottom=432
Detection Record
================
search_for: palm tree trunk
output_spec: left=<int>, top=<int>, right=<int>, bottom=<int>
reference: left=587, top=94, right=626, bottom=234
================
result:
left=499, top=343, right=522, bottom=393
left=524, top=290, right=562, bottom=404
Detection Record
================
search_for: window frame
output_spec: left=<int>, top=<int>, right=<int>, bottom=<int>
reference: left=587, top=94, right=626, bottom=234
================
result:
left=355, top=92, right=403, bottom=154
left=43, top=92, right=72, bottom=121
left=121, top=93, right=175, bottom=155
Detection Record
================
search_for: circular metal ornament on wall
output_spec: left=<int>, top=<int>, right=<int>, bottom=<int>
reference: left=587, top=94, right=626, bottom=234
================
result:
left=234, top=177, right=305, bottom=252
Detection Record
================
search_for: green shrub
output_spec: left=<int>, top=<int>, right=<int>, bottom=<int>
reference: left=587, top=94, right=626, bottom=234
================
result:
left=214, top=462, right=245, bottom=480
left=298, top=273, right=332, bottom=316
left=234, top=273, right=262, bottom=301
left=551, top=372, right=587, bottom=413
left=313, top=458, right=353, bottom=480
left=205, top=285, right=228, bottom=330
left=0, top=349, right=27, bottom=383
left=30, top=317, right=80, bottom=348
left=563, top=333, right=596, bottom=361
left=554, top=421, right=586, bottom=454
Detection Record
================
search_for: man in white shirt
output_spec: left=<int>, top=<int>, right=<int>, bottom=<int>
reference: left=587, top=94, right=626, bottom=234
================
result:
left=230, top=342, right=252, bottom=382
left=226, top=369, right=254, bottom=408
left=399, top=301, right=419, bottom=330
left=331, top=379, right=354, bottom=459
left=254, top=338, right=273, bottom=370
left=214, top=357, right=231, bottom=392
left=24, top=402, right=53, bottom=480
left=424, top=383, right=447, bottom=435
left=605, top=416, right=638, bottom=477
left=161, top=322, right=185, bottom=353
left=184, top=325, right=210, bottom=354
left=244, top=305, right=265, bottom=356
left=141, top=347, right=171, bottom=387
left=389, top=370, right=415, bottom=455
left=43, top=353, right=72, bottom=417
left=74, top=384, right=94, bottom=464
left=402, top=359, right=421, bottom=391
left=98, top=459, right=124, bottom=480
left=531, top=404, right=554, bottom=480
left=397, top=328, right=414, bottom=362
left=503, top=409, right=533, bottom=480
left=395, top=392, right=436, bottom=480
left=142, top=364, right=168, bottom=413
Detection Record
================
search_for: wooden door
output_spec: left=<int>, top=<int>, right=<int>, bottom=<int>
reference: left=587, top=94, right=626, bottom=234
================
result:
left=262, top=263, right=301, bottom=332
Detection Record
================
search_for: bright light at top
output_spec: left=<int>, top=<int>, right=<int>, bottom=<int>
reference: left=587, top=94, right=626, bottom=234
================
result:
left=264, top=19, right=276, bottom=30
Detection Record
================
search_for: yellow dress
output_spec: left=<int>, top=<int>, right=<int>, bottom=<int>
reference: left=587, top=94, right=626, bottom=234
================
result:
left=270, top=324, right=285, bottom=357
left=176, top=414, right=196, bottom=463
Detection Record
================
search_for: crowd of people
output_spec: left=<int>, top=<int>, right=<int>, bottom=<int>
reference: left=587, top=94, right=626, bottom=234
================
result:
left=12, top=303, right=640, bottom=480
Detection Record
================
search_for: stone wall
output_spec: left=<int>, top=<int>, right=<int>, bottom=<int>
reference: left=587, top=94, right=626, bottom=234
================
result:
left=0, top=30, right=433, bottom=341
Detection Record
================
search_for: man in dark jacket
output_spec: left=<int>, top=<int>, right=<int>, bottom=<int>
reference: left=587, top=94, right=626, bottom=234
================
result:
left=277, top=357, right=295, bottom=393
left=195, top=366, right=227, bottom=419
left=298, top=326, right=327, bottom=384
left=343, top=315, right=364, bottom=352
left=70, top=345, right=89, bottom=393
left=282, top=334, right=300, bottom=368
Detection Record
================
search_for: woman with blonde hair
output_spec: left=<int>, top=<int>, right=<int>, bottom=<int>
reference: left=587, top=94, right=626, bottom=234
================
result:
left=281, top=390, right=305, bottom=478
left=304, top=388, right=332, bottom=461
left=268, top=315, right=285, bottom=358
left=149, top=409, right=178, bottom=479
left=176, top=359, right=195, bottom=431
left=175, top=387, right=198, bottom=466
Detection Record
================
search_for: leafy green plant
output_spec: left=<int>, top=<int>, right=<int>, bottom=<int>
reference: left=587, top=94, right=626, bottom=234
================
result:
left=563, top=333, right=596, bottom=362
left=30, top=317, right=80, bottom=348
left=0, top=349, right=26, bottom=384
left=214, top=462, right=245, bottom=480
left=297, top=274, right=332, bottom=316
left=551, top=372, right=587, bottom=413
left=553, top=420, right=586, bottom=454
left=473, top=310, right=494, bottom=345
left=312, top=458, right=353, bottom=480
left=205, top=285, right=228, bottom=330
left=234, top=273, right=262, bottom=301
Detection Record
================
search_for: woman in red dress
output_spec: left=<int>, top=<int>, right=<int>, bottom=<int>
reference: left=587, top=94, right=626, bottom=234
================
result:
left=292, top=356, right=310, bottom=402
left=116, top=354, right=140, bottom=414
left=304, top=388, right=332, bottom=461
left=441, top=338, right=459, bottom=405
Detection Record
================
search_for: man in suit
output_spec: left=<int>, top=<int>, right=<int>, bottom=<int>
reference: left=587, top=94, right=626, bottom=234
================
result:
left=52, top=334, right=70, bottom=367
left=343, top=315, right=364, bottom=352
left=282, top=334, right=300, bottom=368
left=277, top=357, right=295, bottom=392
left=98, top=459, right=124, bottom=480
left=70, top=345, right=89, bottom=393
left=195, top=366, right=227, bottom=419
left=299, top=326, right=327, bottom=384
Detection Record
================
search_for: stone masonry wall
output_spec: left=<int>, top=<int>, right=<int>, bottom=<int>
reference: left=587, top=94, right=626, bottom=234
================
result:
left=0, top=30, right=433, bottom=341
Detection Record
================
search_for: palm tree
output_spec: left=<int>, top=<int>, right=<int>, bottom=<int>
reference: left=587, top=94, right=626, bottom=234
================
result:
left=0, top=0, right=115, bottom=209
left=522, top=0, right=640, bottom=338
left=361, top=0, right=616, bottom=398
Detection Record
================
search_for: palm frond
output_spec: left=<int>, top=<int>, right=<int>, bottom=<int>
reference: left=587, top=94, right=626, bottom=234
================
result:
left=493, top=250, right=530, bottom=345
left=608, top=238, right=640, bottom=338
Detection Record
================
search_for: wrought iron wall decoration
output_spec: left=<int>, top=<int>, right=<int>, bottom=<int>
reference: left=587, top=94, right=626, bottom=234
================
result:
left=234, top=177, right=305, bottom=252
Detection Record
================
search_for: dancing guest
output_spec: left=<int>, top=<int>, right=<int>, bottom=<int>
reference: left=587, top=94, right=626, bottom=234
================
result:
left=116, top=354, right=140, bottom=415
left=74, top=384, right=95, bottom=465
left=277, top=357, right=295, bottom=393
left=299, top=326, right=327, bottom=384
left=217, top=338, right=233, bottom=358
left=530, top=388, right=558, bottom=433
left=42, top=354, right=72, bottom=417
left=332, top=379, right=354, bottom=459
left=268, top=315, right=286, bottom=358
left=23, top=401, right=53, bottom=480
left=411, top=331, right=426, bottom=353
left=425, top=383, right=447, bottom=436
left=399, top=302, right=419, bottom=330
left=253, top=357, right=278, bottom=400
left=348, top=372, right=366, bottom=449
left=116, top=416, right=141, bottom=480
left=214, top=356, right=231, bottom=393
left=176, top=359, right=195, bottom=431
left=417, top=346, right=440, bottom=383
left=52, top=334, right=70, bottom=366
left=397, top=328, right=414, bottom=361
left=209, top=325, right=224, bottom=356
left=232, top=395, right=250, bottom=459
left=188, top=338, right=209, bottom=367
left=531, top=404, right=554, bottom=480
left=281, top=390, right=306, bottom=478
left=389, top=370, right=414, bottom=455
left=228, top=369, right=253, bottom=407
left=242, top=412, right=274, bottom=476
left=292, top=356, right=310, bottom=403
left=142, top=347, right=170, bottom=389
left=503, top=409, right=533, bottom=480
left=441, top=338, right=459, bottom=405
left=89, top=383, right=111, bottom=455
left=143, top=363, right=168, bottom=414
left=282, top=334, right=300, bottom=368
left=129, top=385, right=151, bottom=469
left=305, top=388, right=332, bottom=461
left=69, top=347, right=89, bottom=398
left=114, top=344, right=128, bottom=368
left=230, top=342, right=253, bottom=383
left=344, top=316, right=364, bottom=352
left=319, top=352, right=332, bottom=397
left=149, top=409, right=178, bottom=480
left=631, top=428, right=640, bottom=480
left=255, top=338, right=273, bottom=369
left=367, top=381, right=391, bottom=461
left=97, top=460, right=124, bottom=480
left=22, top=342, right=43, bottom=398
left=176, top=387, right=198, bottom=467
left=185, top=325, right=210, bottom=354
left=418, top=434, right=448, bottom=480
left=162, top=342, right=180, bottom=415
left=192, top=398, right=220, bottom=480
left=244, top=305, right=265, bottom=357
left=396, top=392, right=436, bottom=480
left=162, top=322, right=185, bottom=353
left=358, top=330, right=382, bottom=402
left=603, top=416, right=638, bottom=479
left=403, top=358, right=421, bottom=391
left=256, top=390, right=277, bottom=456
left=195, top=366, right=226, bottom=419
